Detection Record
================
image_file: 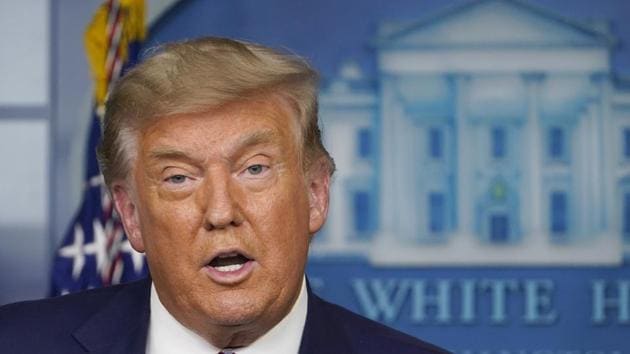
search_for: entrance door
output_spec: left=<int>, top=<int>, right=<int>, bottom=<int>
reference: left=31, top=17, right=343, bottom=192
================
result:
left=490, top=214, right=509, bottom=243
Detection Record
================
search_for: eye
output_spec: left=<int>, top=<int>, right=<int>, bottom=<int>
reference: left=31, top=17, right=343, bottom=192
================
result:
left=246, top=164, right=267, bottom=175
left=165, top=175, right=188, bottom=184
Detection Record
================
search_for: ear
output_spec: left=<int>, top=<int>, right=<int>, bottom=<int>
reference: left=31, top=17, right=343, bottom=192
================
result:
left=307, top=159, right=331, bottom=235
left=112, top=182, right=145, bottom=253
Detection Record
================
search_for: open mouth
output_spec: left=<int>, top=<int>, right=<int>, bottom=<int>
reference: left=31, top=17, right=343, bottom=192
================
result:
left=208, top=252, right=252, bottom=273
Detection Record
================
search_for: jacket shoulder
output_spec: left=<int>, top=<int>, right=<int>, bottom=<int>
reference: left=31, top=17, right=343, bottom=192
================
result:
left=0, top=282, right=129, bottom=326
left=317, top=297, right=451, bottom=354
left=0, top=279, right=148, bottom=353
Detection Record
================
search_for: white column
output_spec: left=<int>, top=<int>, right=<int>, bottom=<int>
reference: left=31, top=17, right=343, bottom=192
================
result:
left=593, top=75, right=614, bottom=233
left=601, top=80, right=615, bottom=234
left=454, top=74, right=472, bottom=237
left=379, top=77, right=402, bottom=239
left=316, top=112, right=346, bottom=249
left=577, top=109, right=591, bottom=236
left=412, top=123, right=424, bottom=236
left=396, top=106, right=414, bottom=240
left=524, top=74, right=544, bottom=240
left=588, top=103, right=603, bottom=232
left=328, top=180, right=346, bottom=248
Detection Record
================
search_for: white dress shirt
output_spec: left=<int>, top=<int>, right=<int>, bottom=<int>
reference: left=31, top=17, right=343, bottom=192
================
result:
left=146, top=277, right=308, bottom=354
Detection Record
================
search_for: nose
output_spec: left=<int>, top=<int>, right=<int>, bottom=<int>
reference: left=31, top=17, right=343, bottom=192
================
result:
left=201, top=169, right=243, bottom=230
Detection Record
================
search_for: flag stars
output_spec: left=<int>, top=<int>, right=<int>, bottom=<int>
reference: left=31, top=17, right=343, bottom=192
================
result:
left=89, top=219, right=109, bottom=274
left=58, top=219, right=109, bottom=280
left=59, top=224, right=87, bottom=280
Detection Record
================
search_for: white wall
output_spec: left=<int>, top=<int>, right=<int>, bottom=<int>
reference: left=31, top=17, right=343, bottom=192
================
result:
left=0, top=0, right=50, bottom=304
left=0, top=0, right=179, bottom=305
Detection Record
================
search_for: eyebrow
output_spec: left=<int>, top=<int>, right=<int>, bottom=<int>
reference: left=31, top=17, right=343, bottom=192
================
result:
left=234, top=129, right=281, bottom=150
left=147, top=129, right=282, bottom=163
left=147, top=148, right=203, bottom=165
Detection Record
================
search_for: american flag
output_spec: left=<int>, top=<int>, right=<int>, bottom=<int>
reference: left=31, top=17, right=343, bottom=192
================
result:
left=50, top=0, right=148, bottom=296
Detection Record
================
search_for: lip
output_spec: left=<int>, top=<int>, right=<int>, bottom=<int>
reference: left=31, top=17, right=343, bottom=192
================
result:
left=202, top=248, right=256, bottom=285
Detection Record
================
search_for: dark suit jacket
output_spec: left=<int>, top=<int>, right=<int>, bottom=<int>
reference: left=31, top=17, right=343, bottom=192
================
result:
left=0, top=278, right=449, bottom=353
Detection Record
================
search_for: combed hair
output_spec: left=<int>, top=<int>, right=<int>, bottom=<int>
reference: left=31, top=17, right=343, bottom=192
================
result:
left=98, top=36, right=335, bottom=187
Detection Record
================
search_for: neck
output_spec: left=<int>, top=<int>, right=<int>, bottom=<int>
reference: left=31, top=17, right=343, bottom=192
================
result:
left=198, top=315, right=282, bottom=349
left=163, top=284, right=304, bottom=349
left=148, top=278, right=309, bottom=353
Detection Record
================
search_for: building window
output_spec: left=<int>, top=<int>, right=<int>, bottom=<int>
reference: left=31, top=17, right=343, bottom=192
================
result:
left=624, top=193, right=630, bottom=241
left=428, top=192, right=445, bottom=233
left=428, top=128, right=443, bottom=159
left=491, top=127, right=506, bottom=159
left=357, top=128, right=372, bottom=159
left=353, top=191, right=370, bottom=234
left=548, top=127, right=564, bottom=159
left=550, top=191, right=568, bottom=235
left=490, top=214, right=509, bottom=242
left=624, top=128, right=630, bottom=159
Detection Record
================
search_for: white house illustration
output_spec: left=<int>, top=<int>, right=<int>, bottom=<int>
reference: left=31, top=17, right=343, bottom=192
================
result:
left=311, top=0, right=630, bottom=266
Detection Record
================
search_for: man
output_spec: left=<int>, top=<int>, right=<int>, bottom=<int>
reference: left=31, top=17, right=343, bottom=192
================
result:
left=0, top=37, right=449, bottom=354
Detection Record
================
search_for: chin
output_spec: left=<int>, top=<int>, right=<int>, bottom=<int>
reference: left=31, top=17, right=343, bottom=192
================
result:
left=199, top=292, right=265, bottom=327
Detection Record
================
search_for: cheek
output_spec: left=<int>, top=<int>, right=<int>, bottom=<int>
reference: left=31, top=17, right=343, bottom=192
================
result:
left=139, top=200, right=205, bottom=291
left=252, top=178, right=307, bottom=224
left=139, top=195, right=202, bottom=255
left=252, top=182, right=310, bottom=257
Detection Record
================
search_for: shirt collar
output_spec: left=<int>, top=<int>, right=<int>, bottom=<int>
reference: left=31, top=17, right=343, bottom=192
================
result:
left=147, top=277, right=308, bottom=354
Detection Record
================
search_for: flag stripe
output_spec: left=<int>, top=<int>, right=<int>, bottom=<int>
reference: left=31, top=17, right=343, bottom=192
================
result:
left=50, top=0, right=148, bottom=296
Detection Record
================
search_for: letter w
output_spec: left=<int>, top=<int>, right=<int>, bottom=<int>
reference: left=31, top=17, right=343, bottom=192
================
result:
left=352, top=278, right=411, bottom=322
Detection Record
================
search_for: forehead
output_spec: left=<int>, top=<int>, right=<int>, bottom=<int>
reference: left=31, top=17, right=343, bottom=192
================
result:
left=138, top=97, right=300, bottom=156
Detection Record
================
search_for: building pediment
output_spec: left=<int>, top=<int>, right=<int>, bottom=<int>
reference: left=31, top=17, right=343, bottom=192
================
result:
left=375, top=0, right=615, bottom=49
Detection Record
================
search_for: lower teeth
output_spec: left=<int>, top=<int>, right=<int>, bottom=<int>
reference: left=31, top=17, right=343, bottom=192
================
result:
left=214, top=263, right=245, bottom=272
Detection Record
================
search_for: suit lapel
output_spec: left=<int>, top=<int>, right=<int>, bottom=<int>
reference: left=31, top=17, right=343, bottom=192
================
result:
left=72, top=278, right=151, bottom=354
left=299, top=285, right=352, bottom=354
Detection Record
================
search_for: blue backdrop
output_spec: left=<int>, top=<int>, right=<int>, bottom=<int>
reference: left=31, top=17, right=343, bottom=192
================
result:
left=146, top=0, right=630, bottom=351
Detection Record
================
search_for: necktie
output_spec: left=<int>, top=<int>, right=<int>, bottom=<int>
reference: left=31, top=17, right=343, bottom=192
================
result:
left=219, top=350, right=236, bottom=354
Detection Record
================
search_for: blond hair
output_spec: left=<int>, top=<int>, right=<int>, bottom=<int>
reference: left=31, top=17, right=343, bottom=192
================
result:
left=98, top=37, right=334, bottom=187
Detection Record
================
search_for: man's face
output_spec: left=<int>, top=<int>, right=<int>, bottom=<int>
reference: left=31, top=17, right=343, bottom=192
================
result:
left=113, top=97, right=329, bottom=344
